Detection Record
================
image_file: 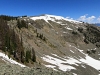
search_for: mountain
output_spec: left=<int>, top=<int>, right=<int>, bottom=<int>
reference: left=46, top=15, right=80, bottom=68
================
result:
left=95, top=23, right=100, bottom=26
left=0, top=14, right=100, bottom=75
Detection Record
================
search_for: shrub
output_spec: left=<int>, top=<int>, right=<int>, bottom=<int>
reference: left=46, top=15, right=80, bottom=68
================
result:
left=78, top=27, right=83, bottom=33
left=72, top=31, right=77, bottom=35
left=84, top=39, right=89, bottom=44
left=91, top=50, right=96, bottom=54
left=87, top=50, right=91, bottom=54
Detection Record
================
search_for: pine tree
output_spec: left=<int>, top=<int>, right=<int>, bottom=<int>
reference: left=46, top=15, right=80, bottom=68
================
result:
left=25, top=50, right=31, bottom=63
left=37, top=33, right=39, bottom=37
left=21, top=33, right=23, bottom=46
left=32, top=48, right=36, bottom=62
left=17, top=19, right=21, bottom=29
left=21, top=51, right=24, bottom=63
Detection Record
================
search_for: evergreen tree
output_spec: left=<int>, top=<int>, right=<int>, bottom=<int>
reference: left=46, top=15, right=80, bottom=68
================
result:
left=21, top=33, right=23, bottom=46
left=21, top=51, right=24, bottom=63
left=17, top=19, right=21, bottom=29
left=32, top=48, right=36, bottom=62
left=25, top=50, right=31, bottom=63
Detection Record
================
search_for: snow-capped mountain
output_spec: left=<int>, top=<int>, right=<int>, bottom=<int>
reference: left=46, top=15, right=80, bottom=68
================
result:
left=0, top=14, right=100, bottom=75
left=30, top=14, right=82, bottom=24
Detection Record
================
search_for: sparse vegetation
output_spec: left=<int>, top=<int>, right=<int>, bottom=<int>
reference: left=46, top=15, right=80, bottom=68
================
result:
left=0, top=15, right=36, bottom=64
left=36, top=32, right=47, bottom=42
left=91, top=50, right=96, bottom=54
left=83, top=25, right=100, bottom=46
left=87, top=49, right=96, bottom=54
left=17, top=19, right=28, bottom=29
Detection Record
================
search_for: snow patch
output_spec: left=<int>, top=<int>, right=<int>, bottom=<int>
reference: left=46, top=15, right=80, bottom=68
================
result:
left=56, top=21, right=62, bottom=24
left=65, top=26, right=73, bottom=30
left=0, top=52, right=26, bottom=67
left=61, top=24, right=68, bottom=25
left=42, top=55, right=76, bottom=71
left=70, top=45, right=100, bottom=70
left=67, top=27, right=73, bottom=30
left=80, top=55, right=100, bottom=70
left=63, top=31, right=69, bottom=34
left=73, top=73, right=77, bottom=75
left=42, top=45, right=100, bottom=71
left=70, top=50, right=74, bottom=53
left=66, top=57, right=81, bottom=65
left=98, top=54, right=100, bottom=55
left=30, top=15, right=54, bottom=23
left=81, top=65, right=86, bottom=68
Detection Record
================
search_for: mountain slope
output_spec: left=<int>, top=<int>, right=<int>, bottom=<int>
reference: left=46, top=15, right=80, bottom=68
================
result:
left=20, top=14, right=100, bottom=74
left=0, top=14, right=100, bottom=75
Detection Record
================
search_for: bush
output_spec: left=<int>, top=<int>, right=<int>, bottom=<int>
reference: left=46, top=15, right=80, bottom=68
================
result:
left=84, top=39, right=89, bottom=44
left=72, top=31, right=77, bottom=35
left=78, top=27, right=83, bottom=33
left=91, top=50, right=96, bottom=54
left=87, top=50, right=91, bottom=54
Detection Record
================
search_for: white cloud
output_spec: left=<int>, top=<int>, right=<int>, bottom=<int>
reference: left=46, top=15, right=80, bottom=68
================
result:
left=66, top=14, right=100, bottom=23
left=78, top=14, right=96, bottom=23
left=87, top=16, right=96, bottom=22
left=97, top=16, right=100, bottom=22
left=78, top=14, right=88, bottom=21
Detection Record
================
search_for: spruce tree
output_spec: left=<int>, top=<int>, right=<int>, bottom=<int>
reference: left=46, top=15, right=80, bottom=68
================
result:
left=32, top=48, right=36, bottom=62
left=17, top=20, right=21, bottom=29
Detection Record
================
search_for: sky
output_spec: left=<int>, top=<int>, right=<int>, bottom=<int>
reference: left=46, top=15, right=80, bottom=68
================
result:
left=0, top=0, right=100, bottom=23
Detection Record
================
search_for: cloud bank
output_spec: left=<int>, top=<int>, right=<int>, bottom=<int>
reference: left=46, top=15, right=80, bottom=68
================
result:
left=78, top=14, right=97, bottom=23
left=66, top=14, right=100, bottom=23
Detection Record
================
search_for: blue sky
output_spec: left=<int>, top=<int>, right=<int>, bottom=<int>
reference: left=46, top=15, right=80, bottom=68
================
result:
left=0, top=0, right=100, bottom=23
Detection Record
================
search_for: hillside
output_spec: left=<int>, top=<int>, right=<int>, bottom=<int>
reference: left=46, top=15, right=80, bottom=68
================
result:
left=0, top=14, right=100, bottom=75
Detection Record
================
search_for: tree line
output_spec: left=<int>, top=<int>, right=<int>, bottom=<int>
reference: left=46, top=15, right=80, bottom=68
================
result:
left=0, top=15, right=18, bottom=21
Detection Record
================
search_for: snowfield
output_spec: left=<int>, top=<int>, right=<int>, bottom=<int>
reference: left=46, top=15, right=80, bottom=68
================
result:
left=42, top=55, right=76, bottom=71
left=0, top=52, right=26, bottom=67
left=30, top=14, right=82, bottom=24
left=80, top=55, right=100, bottom=70
left=41, top=46, right=100, bottom=71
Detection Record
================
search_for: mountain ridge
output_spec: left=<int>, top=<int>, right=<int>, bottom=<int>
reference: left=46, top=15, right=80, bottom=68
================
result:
left=30, top=14, right=82, bottom=24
